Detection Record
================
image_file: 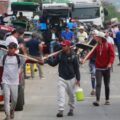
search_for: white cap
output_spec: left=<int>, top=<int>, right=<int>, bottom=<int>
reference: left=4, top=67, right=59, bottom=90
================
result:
left=95, top=31, right=106, bottom=40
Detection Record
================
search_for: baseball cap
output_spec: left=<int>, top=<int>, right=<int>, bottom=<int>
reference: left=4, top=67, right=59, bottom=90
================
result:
left=8, top=42, right=17, bottom=49
left=61, top=40, right=71, bottom=47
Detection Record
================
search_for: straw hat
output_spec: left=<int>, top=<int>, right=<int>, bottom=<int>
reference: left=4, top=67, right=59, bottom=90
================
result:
left=95, top=31, right=106, bottom=40
left=78, top=26, right=84, bottom=30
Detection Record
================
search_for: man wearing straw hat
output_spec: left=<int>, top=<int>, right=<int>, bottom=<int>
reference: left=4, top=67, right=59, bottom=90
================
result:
left=76, top=26, right=88, bottom=43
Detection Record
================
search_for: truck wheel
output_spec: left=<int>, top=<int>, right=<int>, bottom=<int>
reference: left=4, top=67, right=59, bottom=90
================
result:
left=15, top=85, right=24, bottom=111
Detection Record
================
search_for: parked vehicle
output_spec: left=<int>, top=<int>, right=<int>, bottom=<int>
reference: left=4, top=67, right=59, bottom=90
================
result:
left=0, top=25, right=15, bottom=46
left=71, top=0, right=106, bottom=27
left=11, top=2, right=41, bottom=30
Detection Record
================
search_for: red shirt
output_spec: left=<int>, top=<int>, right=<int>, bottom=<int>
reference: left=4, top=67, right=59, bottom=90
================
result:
left=90, top=41, right=115, bottom=69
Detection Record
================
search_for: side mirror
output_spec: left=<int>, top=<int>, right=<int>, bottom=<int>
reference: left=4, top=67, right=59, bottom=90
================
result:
left=104, top=8, right=109, bottom=16
left=67, top=3, right=74, bottom=11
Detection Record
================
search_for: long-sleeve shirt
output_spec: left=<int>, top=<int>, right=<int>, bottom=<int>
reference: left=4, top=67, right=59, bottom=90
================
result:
left=89, top=41, right=115, bottom=69
left=47, top=51, right=80, bottom=81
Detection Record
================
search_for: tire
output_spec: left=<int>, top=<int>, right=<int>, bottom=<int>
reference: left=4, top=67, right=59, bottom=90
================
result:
left=15, top=85, right=24, bottom=111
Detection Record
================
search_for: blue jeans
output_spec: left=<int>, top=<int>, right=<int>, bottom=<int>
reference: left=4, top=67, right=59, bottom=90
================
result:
left=50, top=41, right=60, bottom=53
left=89, top=62, right=96, bottom=89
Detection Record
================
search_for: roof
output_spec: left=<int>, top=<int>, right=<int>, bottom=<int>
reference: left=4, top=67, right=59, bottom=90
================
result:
left=73, top=2, right=100, bottom=8
left=11, top=2, right=40, bottom=12
left=42, top=3, right=70, bottom=9
left=11, top=2, right=39, bottom=6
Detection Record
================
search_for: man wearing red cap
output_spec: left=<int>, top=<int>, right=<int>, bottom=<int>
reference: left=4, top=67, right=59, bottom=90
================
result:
left=47, top=40, right=80, bottom=117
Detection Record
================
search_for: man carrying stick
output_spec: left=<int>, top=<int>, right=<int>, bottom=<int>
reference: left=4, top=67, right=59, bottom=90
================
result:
left=0, top=42, right=43, bottom=120
left=82, top=31, right=115, bottom=106
left=46, top=40, right=80, bottom=117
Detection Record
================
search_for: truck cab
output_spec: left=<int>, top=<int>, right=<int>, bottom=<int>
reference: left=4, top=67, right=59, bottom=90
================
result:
left=71, top=0, right=105, bottom=27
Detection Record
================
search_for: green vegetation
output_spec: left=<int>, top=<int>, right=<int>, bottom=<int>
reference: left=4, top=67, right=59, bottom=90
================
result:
left=104, top=3, right=120, bottom=21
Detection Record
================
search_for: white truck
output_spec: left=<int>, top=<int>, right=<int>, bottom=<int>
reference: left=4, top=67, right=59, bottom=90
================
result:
left=71, top=0, right=105, bottom=27
left=42, top=3, right=72, bottom=18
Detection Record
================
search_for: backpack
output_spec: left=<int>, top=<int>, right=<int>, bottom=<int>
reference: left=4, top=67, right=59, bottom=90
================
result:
left=2, top=54, right=20, bottom=68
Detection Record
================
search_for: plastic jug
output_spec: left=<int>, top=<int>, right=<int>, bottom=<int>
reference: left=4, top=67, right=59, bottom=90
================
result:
left=75, top=86, right=85, bottom=101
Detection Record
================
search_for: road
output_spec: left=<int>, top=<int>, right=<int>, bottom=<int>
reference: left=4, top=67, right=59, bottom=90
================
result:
left=0, top=59, right=120, bottom=120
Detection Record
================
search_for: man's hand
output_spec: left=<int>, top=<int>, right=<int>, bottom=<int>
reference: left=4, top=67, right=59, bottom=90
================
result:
left=38, top=59, right=44, bottom=65
left=79, top=58, right=84, bottom=64
left=76, top=80, right=80, bottom=87
left=107, top=63, right=112, bottom=68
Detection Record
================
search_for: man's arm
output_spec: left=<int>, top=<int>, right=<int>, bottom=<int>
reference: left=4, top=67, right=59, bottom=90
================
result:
left=73, top=55, right=80, bottom=81
left=107, top=43, right=115, bottom=68
left=46, top=55, right=59, bottom=67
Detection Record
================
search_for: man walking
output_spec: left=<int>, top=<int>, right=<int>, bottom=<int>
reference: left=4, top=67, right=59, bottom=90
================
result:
left=0, top=42, right=24, bottom=120
left=25, top=32, right=43, bottom=78
left=87, top=32, right=115, bottom=106
left=47, top=40, right=80, bottom=117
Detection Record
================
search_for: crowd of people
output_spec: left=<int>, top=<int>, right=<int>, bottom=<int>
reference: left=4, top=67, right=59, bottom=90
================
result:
left=0, top=12, right=120, bottom=119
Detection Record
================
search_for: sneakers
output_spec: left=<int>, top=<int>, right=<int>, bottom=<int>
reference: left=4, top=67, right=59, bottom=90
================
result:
left=104, top=101, right=110, bottom=105
left=93, top=101, right=100, bottom=106
left=67, top=109, right=74, bottom=116
left=56, top=111, right=63, bottom=117
left=90, top=90, right=96, bottom=96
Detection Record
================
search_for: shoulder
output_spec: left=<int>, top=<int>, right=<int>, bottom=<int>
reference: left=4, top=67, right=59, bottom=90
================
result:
left=6, top=35, right=12, bottom=40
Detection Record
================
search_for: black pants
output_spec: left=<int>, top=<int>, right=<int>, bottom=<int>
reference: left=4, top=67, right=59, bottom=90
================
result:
left=96, top=69, right=110, bottom=101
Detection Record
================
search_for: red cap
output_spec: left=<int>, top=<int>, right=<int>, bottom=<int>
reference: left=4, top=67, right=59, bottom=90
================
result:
left=61, top=40, right=71, bottom=46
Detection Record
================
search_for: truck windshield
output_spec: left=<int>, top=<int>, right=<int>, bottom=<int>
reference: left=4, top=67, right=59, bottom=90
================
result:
left=43, top=9, right=69, bottom=17
left=72, top=7, right=100, bottom=19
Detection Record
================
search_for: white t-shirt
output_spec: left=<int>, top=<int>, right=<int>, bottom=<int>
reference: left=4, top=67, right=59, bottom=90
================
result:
left=77, top=32, right=88, bottom=43
left=52, top=33, right=56, bottom=40
left=107, top=36, right=114, bottom=45
left=0, top=55, right=25, bottom=85
left=5, top=35, right=19, bottom=53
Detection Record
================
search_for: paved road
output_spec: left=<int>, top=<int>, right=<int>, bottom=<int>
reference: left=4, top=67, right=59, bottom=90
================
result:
left=0, top=59, right=120, bottom=120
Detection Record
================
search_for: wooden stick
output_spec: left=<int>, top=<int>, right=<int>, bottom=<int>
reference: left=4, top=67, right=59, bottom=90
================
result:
left=0, top=47, right=39, bottom=62
left=42, top=46, right=74, bottom=60
left=82, top=43, right=98, bottom=64
left=42, top=50, right=62, bottom=60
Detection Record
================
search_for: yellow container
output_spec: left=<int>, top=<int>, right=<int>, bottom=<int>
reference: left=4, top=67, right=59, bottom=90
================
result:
left=26, top=63, right=31, bottom=76
left=75, top=87, right=85, bottom=101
